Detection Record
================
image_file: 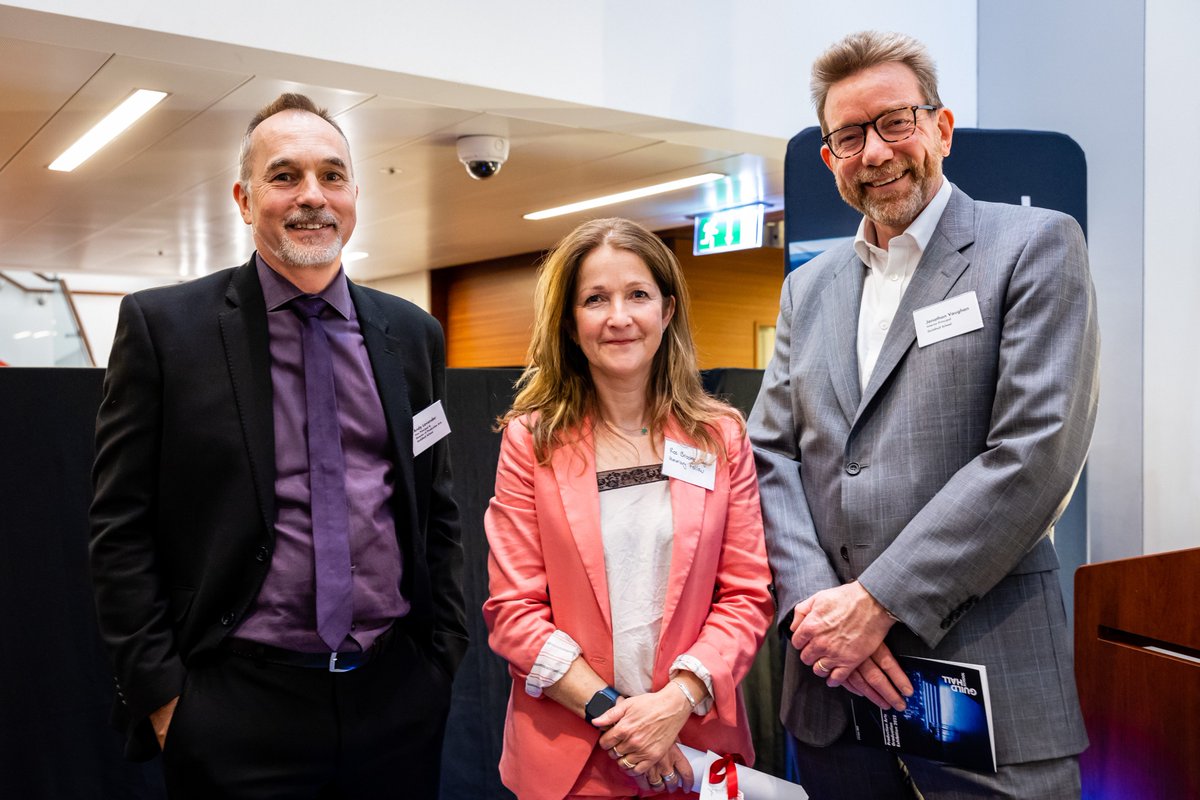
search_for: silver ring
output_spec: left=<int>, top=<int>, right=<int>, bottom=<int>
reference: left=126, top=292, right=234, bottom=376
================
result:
left=611, top=747, right=624, bottom=759
left=662, top=771, right=678, bottom=782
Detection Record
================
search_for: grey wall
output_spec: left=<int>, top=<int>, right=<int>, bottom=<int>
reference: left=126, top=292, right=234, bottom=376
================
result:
left=977, top=0, right=1146, bottom=563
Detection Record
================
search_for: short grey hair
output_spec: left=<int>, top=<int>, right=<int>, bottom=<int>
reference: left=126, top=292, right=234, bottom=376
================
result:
left=237, top=93, right=349, bottom=184
left=810, top=31, right=942, bottom=134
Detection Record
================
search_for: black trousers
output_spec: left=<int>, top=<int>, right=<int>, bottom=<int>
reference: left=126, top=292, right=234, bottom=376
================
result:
left=162, top=624, right=452, bottom=799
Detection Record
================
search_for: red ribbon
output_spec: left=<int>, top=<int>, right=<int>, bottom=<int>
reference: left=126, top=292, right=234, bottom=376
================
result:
left=707, top=753, right=745, bottom=799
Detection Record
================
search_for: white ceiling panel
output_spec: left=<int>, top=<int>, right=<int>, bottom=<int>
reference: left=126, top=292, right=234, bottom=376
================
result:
left=0, top=36, right=110, bottom=169
left=0, top=16, right=786, bottom=283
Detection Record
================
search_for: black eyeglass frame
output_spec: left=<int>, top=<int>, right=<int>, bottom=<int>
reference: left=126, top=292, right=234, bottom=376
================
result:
left=822, top=104, right=940, bottom=159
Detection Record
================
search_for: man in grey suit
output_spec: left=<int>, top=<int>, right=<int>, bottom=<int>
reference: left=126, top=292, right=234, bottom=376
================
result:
left=748, top=31, right=1099, bottom=799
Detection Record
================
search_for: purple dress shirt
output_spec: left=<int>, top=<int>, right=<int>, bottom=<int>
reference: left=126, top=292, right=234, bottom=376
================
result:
left=234, top=256, right=409, bottom=653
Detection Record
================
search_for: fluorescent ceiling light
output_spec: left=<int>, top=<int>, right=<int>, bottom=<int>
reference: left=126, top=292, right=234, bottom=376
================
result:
left=48, top=89, right=169, bottom=172
left=524, top=172, right=726, bottom=220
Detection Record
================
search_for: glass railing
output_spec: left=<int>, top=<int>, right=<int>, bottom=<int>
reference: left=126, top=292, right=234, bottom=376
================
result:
left=0, top=271, right=94, bottom=367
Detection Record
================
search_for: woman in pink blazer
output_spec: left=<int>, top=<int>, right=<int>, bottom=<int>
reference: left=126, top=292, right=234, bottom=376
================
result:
left=483, top=218, right=774, bottom=799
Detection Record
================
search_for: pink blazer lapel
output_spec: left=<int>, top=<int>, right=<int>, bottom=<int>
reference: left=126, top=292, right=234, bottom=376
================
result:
left=550, top=424, right=612, bottom=632
left=659, top=419, right=710, bottom=650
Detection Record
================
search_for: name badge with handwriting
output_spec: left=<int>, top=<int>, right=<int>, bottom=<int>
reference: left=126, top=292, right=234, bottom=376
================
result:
left=661, top=438, right=716, bottom=490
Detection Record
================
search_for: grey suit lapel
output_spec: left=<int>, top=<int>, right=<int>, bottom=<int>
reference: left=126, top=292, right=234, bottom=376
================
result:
left=857, top=188, right=976, bottom=419
left=821, top=250, right=866, bottom=423
left=218, top=260, right=276, bottom=534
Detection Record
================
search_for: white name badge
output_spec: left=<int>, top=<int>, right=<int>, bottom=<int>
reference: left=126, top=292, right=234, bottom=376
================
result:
left=662, top=438, right=716, bottom=491
left=412, top=400, right=451, bottom=456
left=913, top=291, right=984, bottom=348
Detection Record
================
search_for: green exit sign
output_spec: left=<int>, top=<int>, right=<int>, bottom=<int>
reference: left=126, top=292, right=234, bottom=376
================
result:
left=693, top=204, right=765, bottom=256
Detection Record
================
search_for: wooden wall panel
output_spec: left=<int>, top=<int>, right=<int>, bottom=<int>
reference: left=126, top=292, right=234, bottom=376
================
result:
left=660, top=230, right=784, bottom=370
left=433, top=223, right=786, bottom=370
left=434, top=253, right=542, bottom=368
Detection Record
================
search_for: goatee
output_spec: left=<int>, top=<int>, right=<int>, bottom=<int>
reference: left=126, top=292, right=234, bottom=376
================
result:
left=273, top=209, right=343, bottom=268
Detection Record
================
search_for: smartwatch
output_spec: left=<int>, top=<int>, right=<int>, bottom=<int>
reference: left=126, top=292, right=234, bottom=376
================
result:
left=584, top=685, right=621, bottom=723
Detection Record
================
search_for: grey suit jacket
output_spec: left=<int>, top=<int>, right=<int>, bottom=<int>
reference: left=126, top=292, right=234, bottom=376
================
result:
left=748, top=185, right=1098, bottom=765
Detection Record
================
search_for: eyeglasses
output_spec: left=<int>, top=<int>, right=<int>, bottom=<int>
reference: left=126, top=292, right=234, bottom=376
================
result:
left=822, top=105, right=939, bottom=159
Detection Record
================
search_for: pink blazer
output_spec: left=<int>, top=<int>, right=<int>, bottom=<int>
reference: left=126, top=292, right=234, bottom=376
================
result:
left=483, top=414, right=774, bottom=800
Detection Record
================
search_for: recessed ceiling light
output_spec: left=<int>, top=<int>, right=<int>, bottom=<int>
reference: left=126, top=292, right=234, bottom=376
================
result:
left=48, top=89, right=169, bottom=173
left=523, top=173, right=726, bottom=220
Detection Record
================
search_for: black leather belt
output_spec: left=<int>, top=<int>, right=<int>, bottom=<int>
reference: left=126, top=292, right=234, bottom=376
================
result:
left=223, top=626, right=393, bottom=672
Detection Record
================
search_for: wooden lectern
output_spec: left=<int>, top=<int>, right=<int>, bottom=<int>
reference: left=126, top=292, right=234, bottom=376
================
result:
left=1075, top=547, right=1200, bottom=798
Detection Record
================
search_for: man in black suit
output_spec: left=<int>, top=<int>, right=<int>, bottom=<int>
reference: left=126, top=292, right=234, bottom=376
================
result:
left=90, top=93, right=467, bottom=799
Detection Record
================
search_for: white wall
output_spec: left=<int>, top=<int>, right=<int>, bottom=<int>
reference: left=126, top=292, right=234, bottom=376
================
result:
left=362, top=271, right=431, bottom=313
left=1144, top=0, right=1200, bottom=554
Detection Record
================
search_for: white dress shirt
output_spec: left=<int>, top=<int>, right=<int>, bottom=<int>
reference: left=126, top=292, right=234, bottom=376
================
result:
left=853, top=178, right=953, bottom=388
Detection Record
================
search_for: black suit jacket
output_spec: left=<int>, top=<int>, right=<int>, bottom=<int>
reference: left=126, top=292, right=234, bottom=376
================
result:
left=89, top=258, right=468, bottom=759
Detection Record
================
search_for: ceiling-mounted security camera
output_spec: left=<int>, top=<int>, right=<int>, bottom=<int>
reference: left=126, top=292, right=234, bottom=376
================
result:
left=456, top=135, right=509, bottom=180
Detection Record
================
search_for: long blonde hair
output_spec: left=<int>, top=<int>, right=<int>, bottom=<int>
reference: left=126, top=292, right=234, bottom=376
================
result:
left=499, top=217, right=741, bottom=464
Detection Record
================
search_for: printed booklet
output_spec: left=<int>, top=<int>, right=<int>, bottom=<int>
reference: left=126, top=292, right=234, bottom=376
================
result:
left=849, top=655, right=997, bottom=772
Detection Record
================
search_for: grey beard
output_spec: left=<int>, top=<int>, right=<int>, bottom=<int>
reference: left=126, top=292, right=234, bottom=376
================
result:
left=275, top=233, right=343, bottom=268
left=839, top=153, right=943, bottom=233
left=859, top=185, right=928, bottom=231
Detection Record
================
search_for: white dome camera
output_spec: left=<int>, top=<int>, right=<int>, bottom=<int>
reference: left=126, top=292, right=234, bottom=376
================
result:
left=456, top=135, right=509, bottom=180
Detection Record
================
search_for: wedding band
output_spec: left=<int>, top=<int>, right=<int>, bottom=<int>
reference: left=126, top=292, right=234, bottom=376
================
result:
left=649, top=778, right=665, bottom=787
left=619, top=756, right=637, bottom=770
left=611, top=747, right=624, bottom=758
left=815, top=659, right=830, bottom=674
left=662, top=771, right=678, bottom=782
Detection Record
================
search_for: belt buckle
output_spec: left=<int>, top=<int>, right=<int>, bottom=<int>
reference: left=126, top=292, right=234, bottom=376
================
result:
left=328, top=652, right=356, bottom=673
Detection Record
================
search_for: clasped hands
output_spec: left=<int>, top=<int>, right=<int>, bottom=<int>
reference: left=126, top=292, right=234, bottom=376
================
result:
left=790, top=581, right=913, bottom=712
left=593, top=685, right=696, bottom=793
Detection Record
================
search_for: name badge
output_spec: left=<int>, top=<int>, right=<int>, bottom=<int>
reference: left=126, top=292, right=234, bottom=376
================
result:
left=412, top=400, right=450, bottom=456
left=661, top=438, right=716, bottom=491
left=913, top=291, right=984, bottom=348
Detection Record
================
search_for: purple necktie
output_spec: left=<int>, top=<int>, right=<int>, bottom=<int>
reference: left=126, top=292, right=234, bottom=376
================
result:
left=290, top=295, right=353, bottom=650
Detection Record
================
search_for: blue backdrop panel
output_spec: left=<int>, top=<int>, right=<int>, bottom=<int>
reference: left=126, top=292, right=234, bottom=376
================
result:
left=784, top=126, right=1087, bottom=270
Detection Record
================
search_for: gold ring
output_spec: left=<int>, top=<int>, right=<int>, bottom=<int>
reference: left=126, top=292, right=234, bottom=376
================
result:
left=619, top=756, right=637, bottom=770
left=815, top=659, right=830, bottom=674
left=649, top=778, right=665, bottom=787
left=611, top=747, right=624, bottom=759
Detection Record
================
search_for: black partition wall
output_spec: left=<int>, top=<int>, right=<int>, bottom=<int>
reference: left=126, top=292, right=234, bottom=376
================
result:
left=0, top=368, right=165, bottom=798
left=0, top=367, right=779, bottom=799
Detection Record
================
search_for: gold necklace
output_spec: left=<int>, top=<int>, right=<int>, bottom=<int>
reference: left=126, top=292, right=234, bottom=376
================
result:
left=602, top=417, right=649, bottom=436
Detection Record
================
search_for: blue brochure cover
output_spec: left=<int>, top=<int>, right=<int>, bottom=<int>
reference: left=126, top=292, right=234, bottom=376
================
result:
left=849, top=655, right=997, bottom=773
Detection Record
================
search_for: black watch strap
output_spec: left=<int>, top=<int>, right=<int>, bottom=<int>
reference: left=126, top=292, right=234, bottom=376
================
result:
left=584, top=685, right=621, bottom=723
